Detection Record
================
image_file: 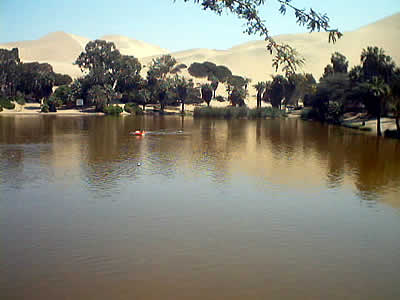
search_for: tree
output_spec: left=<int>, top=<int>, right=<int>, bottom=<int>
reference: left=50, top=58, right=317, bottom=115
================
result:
left=188, top=62, right=209, bottom=78
left=114, top=55, right=142, bottom=93
left=253, top=81, right=266, bottom=108
left=358, top=46, right=396, bottom=136
left=331, top=52, right=348, bottom=73
left=321, top=64, right=334, bottom=79
left=180, top=0, right=342, bottom=76
left=54, top=73, right=72, bottom=86
left=75, top=40, right=122, bottom=87
left=201, top=83, right=213, bottom=106
left=148, top=54, right=184, bottom=79
left=17, top=62, right=55, bottom=102
left=87, top=84, right=115, bottom=112
left=53, top=85, right=73, bottom=105
left=188, top=62, right=232, bottom=98
left=175, top=75, right=193, bottom=113
left=390, top=69, right=400, bottom=133
left=0, top=48, right=20, bottom=98
left=230, top=88, right=246, bottom=107
left=311, top=73, right=350, bottom=124
left=361, top=46, right=395, bottom=83
left=269, top=75, right=287, bottom=109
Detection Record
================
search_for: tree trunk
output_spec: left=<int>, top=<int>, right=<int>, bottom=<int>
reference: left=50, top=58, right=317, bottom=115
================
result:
left=207, top=101, right=210, bottom=107
left=142, top=104, right=146, bottom=111
left=396, top=115, right=400, bottom=133
left=181, top=101, right=185, bottom=113
left=377, top=115, right=382, bottom=136
left=160, top=103, right=165, bottom=113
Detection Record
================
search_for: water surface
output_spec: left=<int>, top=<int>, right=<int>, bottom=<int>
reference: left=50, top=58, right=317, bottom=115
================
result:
left=1, top=115, right=400, bottom=300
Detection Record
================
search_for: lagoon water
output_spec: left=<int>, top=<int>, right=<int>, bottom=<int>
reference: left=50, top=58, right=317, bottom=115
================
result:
left=1, top=115, right=400, bottom=300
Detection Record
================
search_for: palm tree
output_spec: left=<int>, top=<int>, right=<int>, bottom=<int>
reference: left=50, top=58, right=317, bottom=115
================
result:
left=200, top=83, right=213, bottom=107
left=253, top=81, right=266, bottom=108
left=361, top=47, right=395, bottom=83
left=363, top=77, right=390, bottom=136
left=390, top=70, right=400, bottom=133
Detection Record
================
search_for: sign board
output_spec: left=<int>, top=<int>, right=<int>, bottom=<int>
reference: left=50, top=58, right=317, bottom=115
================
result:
left=76, top=99, right=84, bottom=107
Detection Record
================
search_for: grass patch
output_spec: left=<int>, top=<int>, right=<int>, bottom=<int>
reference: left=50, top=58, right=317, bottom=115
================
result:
left=194, top=106, right=286, bottom=119
left=248, top=107, right=287, bottom=119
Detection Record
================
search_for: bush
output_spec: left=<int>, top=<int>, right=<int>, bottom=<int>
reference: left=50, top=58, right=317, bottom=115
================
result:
left=248, top=107, right=286, bottom=119
left=193, top=106, right=249, bottom=119
left=0, top=97, right=16, bottom=109
left=193, top=106, right=287, bottom=119
left=12, top=95, right=26, bottom=106
left=41, top=103, right=49, bottom=113
left=103, top=105, right=123, bottom=115
left=124, top=103, right=144, bottom=115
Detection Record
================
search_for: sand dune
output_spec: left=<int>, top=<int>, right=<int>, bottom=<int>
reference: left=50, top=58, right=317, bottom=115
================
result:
left=1, top=13, right=399, bottom=102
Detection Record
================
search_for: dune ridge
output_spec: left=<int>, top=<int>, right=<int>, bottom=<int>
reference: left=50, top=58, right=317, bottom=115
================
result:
left=0, top=13, right=399, bottom=95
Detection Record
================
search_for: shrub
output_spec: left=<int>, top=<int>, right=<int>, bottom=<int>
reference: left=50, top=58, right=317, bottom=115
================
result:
left=12, top=95, right=26, bottom=106
left=0, top=97, right=16, bottom=109
left=193, top=106, right=249, bottom=119
left=248, top=107, right=286, bottom=119
left=124, top=103, right=144, bottom=115
left=41, top=103, right=49, bottom=113
left=103, top=105, right=123, bottom=115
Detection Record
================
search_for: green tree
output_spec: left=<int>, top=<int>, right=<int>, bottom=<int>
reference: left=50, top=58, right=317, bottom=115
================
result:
left=311, top=73, right=350, bottom=124
left=175, top=75, right=193, bottom=113
left=114, top=55, right=142, bottom=93
left=0, top=48, right=20, bottom=98
left=17, top=62, right=55, bottom=102
left=269, top=75, right=287, bottom=109
left=361, top=77, right=390, bottom=136
left=355, top=46, right=396, bottom=136
left=253, top=81, right=266, bottom=108
left=54, top=73, right=72, bottom=86
left=53, top=85, right=73, bottom=105
left=87, top=84, right=115, bottom=112
left=390, top=69, right=400, bottom=133
left=201, top=83, right=213, bottom=106
left=75, top=40, right=122, bottom=87
left=361, top=46, right=395, bottom=83
left=331, top=52, right=349, bottom=73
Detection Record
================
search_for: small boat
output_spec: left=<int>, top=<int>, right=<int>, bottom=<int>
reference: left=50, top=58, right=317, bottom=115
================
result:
left=131, top=130, right=146, bottom=136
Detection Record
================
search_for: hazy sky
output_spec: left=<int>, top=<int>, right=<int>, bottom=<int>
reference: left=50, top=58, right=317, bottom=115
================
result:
left=1, top=0, right=399, bottom=51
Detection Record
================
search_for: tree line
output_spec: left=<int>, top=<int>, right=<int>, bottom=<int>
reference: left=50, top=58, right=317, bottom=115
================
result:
left=304, top=47, right=400, bottom=137
left=0, top=39, right=256, bottom=114
left=0, top=48, right=72, bottom=110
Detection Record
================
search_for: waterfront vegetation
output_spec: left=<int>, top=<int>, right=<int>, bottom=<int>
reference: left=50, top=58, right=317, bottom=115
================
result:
left=1, top=39, right=400, bottom=138
left=194, top=106, right=286, bottom=119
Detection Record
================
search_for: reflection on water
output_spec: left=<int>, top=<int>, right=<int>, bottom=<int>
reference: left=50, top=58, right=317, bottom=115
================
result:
left=0, top=115, right=400, bottom=300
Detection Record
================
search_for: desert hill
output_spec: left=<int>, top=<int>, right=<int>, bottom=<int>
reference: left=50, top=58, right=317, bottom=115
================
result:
left=0, top=31, right=170, bottom=78
left=1, top=13, right=399, bottom=98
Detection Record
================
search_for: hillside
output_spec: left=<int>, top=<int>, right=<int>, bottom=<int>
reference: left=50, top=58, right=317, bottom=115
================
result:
left=1, top=13, right=399, bottom=102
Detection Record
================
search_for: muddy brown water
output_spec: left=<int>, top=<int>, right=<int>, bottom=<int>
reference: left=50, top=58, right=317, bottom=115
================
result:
left=1, top=115, right=400, bottom=300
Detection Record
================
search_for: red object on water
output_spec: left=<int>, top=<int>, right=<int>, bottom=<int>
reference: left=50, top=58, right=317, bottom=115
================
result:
left=132, top=130, right=146, bottom=136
